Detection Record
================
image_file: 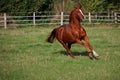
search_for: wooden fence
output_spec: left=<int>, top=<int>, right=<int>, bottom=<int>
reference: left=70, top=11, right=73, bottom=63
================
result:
left=0, top=12, right=120, bottom=28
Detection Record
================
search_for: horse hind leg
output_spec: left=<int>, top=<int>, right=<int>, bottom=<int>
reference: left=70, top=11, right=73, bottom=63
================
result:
left=67, top=43, right=72, bottom=49
left=59, top=41, right=75, bottom=58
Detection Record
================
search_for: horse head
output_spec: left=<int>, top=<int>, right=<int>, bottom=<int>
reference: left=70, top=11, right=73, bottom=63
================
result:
left=74, top=5, right=84, bottom=20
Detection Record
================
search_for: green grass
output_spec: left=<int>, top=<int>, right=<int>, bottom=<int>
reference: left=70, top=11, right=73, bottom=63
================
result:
left=0, top=25, right=120, bottom=80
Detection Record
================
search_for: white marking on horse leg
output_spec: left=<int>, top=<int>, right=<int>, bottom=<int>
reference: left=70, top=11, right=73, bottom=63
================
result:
left=93, top=50, right=99, bottom=57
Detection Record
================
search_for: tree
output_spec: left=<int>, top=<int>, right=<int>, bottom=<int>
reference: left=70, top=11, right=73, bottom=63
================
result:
left=79, top=0, right=106, bottom=12
left=0, top=0, right=119, bottom=13
left=106, top=0, right=120, bottom=11
left=0, top=0, right=53, bottom=12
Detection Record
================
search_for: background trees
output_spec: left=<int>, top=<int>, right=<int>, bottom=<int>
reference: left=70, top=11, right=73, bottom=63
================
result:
left=0, top=0, right=119, bottom=12
left=0, top=0, right=53, bottom=12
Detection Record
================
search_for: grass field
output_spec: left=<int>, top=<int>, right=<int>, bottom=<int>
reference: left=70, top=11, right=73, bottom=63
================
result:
left=0, top=25, right=120, bottom=80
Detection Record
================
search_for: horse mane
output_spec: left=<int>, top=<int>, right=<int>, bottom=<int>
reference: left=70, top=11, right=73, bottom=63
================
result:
left=69, top=10, right=74, bottom=23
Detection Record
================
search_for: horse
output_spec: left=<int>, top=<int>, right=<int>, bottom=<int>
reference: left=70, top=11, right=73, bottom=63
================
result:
left=46, top=5, right=99, bottom=59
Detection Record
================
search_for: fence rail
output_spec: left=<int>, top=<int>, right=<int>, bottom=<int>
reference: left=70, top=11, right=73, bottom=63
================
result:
left=0, top=12, right=120, bottom=28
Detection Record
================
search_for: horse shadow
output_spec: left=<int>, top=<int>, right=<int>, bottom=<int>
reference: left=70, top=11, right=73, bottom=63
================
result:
left=54, top=50, right=88, bottom=57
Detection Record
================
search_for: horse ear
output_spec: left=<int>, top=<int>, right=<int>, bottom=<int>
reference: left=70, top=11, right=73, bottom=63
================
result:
left=79, top=3, right=82, bottom=8
left=74, top=5, right=80, bottom=10
left=74, top=5, right=78, bottom=9
left=74, top=3, right=82, bottom=9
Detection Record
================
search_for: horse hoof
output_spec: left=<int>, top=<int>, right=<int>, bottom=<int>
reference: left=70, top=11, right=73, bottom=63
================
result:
left=72, top=56, right=75, bottom=59
left=94, top=56, right=100, bottom=60
left=89, top=57, right=94, bottom=60
left=69, top=55, right=75, bottom=59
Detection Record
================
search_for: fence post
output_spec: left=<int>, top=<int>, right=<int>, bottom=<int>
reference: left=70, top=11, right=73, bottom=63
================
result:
left=114, top=12, right=117, bottom=24
left=33, top=12, right=36, bottom=27
left=61, top=12, right=64, bottom=25
left=4, top=13, right=7, bottom=29
left=88, top=12, right=91, bottom=23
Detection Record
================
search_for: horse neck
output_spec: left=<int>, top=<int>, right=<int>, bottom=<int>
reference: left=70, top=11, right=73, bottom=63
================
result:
left=69, top=17, right=81, bottom=28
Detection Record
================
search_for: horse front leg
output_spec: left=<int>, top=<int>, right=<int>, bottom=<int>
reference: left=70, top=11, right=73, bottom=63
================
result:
left=83, top=36, right=99, bottom=59
left=76, top=39, right=93, bottom=59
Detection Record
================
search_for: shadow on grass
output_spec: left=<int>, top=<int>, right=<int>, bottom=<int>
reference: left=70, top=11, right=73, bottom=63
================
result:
left=54, top=50, right=88, bottom=57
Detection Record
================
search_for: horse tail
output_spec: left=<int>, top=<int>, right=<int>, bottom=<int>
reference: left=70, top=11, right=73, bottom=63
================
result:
left=46, top=28, right=56, bottom=43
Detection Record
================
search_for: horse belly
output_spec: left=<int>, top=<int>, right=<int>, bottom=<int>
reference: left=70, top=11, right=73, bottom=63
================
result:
left=62, top=32, right=76, bottom=43
left=63, top=38, right=75, bottom=43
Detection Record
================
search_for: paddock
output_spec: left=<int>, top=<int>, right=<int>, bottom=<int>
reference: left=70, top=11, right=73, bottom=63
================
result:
left=0, top=25, right=120, bottom=80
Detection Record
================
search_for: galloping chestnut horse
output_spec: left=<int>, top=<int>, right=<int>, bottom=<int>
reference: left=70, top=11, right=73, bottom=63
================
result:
left=46, top=5, right=99, bottom=59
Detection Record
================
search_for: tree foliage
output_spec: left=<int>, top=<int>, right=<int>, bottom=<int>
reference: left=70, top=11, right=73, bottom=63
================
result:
left=0, top=0, right=53, bottom=12
left=80, top=0, right=106, bottom=12
left=0, top=0, right=119, bottom=12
